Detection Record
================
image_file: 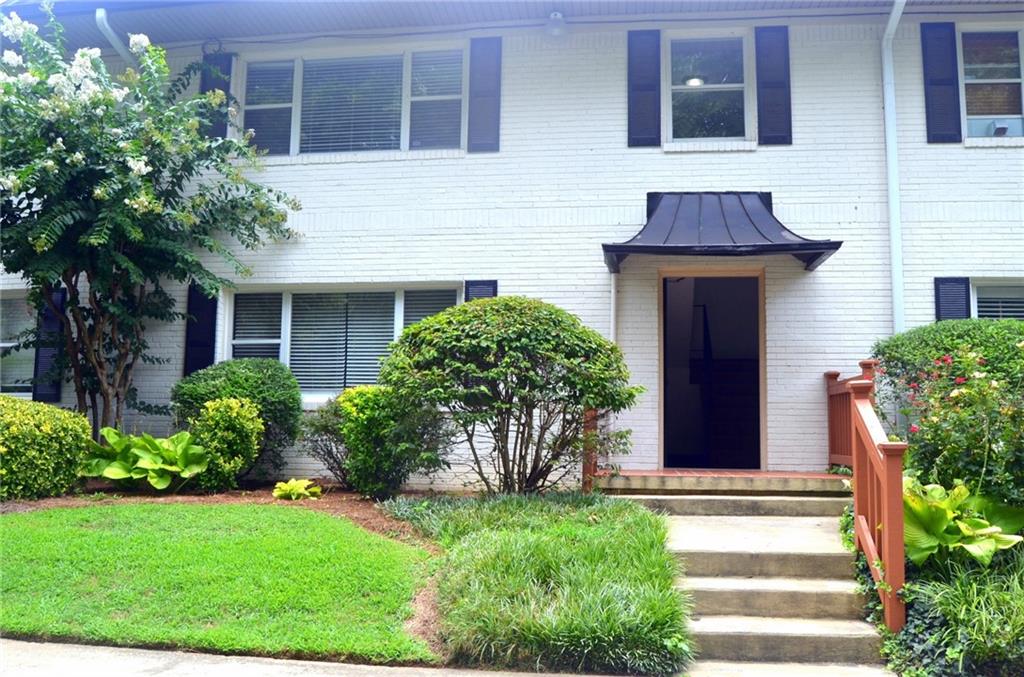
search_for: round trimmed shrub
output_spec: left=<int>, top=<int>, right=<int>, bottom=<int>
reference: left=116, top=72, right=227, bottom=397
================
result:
left=331, top=385, right=451, bottom=501
left=0, top=395, right=91, bottom=500
left=189, top=397, right=264, bottom=492
left=171, top=359, right=301, bottom=473
left=380, top=296, right=642, bottom=494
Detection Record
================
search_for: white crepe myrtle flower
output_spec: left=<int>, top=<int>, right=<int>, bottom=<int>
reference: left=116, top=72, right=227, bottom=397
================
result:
left=51, top=137, right=65, bottom=151
left=2, top=50, right=22, bottom=68
left=41, top=158, right=57, bottom=172
left=126, top=157, right=152, bottom=176
left=69, top=151, right=85, bottom=166
left=0, top=12, right=38, bottom=42
left=111, top=87, right=128, bottom=102
left=128, top=33, right=150, bottom=53
left=0, top=175, right=21, bottom=192
left=16, top=72, right=38, bottom=87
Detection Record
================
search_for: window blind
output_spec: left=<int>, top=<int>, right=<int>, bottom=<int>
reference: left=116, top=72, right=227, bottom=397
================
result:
left=244, top=61, right=294, bottom=155
left=977, top=287, right=1024, bottom=320
left=300, top=55, right=403, bottom=153
left=290, top=293, right=347, bottom=390
left=410, top=50, right=463, bottom=149
left=0, top=297, right=35, bottom=393
left=403, top=289, right=458, bottom=327
left=345, top=292, right=395, bottom=386
left=232, top=293, right=282, bottom=358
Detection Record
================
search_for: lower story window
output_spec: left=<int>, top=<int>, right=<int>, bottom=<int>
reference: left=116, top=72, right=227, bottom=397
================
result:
left=231, top=288, right=457, bottom=392
left=1, top=296, right=35, bottom=394
left=976, top=285, right=1024, bottom=319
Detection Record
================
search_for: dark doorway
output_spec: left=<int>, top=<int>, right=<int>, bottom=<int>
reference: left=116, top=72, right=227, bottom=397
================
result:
left=663, top=276, right=760, bottom=469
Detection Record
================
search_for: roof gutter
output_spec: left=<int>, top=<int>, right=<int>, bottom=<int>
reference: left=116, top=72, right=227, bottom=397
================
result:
left=94, top=8, right=136, bottom=67
left=882, top=0, right=907, bottom=333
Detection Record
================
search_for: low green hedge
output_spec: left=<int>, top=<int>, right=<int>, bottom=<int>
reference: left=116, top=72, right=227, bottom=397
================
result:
left=172, top=359, right=301, bottom=473
left=0, top=396, right=91, bottom=500
left=384, top=493, right=693, bottom=675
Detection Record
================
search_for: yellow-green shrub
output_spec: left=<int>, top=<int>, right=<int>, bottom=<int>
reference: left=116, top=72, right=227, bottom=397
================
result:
left=0, top=396, right=91, bottom=500
left=189, top=397, right=263, bottom=492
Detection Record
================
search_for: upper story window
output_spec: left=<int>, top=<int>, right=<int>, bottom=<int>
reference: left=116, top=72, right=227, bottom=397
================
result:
left=667, top=36, right=753, bottom=140
left=961, top=31, right=1023, bottom=137
left=243, top=47, right=466, bottom=156
left=1, top=296, right=35, bottom=395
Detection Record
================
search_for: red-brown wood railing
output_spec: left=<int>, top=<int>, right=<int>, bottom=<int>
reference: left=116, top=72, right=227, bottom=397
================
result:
left=825, top=360, right=908, bottom=632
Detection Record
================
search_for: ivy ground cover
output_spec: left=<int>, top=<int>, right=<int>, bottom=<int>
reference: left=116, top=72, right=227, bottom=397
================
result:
left=0, top=503, right=433, bottom=664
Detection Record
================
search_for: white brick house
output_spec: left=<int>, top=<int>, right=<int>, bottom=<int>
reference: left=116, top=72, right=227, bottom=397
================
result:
left=2, top=1, right=1022, bottom=483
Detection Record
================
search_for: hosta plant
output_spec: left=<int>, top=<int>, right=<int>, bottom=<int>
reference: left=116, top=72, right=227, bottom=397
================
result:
left=80, top=427, right=208, bottom=490
left=904, top=477, right=1023, bottom=568
left=272, top=478, right=322, bottom=501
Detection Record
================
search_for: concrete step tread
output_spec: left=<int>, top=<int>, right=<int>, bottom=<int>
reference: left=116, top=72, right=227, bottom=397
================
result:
left=668, top=515, right=848, bottom=555
left=685, top=660, right=892, bottom=676
left=681, top=576, right=860, bottom=594
left=691, top=615, right=878, bottom=638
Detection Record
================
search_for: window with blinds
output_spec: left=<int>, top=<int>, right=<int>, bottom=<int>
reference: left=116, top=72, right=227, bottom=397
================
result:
left=244, top=61, right=294, bottom=155
left=0, top=296, right=35, bottom=394
left=977, top=286, right=1024, bottom=320
left=410, top=50, right=464, bottom=149
left=404, top=289, right=458, bottom=327
left=242, top=47, right=466, bottom=155
left=232, top=293, right=282, bottom=358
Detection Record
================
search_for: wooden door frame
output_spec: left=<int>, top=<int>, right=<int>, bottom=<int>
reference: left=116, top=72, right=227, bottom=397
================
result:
left=657, top=265, right=767, bottom=471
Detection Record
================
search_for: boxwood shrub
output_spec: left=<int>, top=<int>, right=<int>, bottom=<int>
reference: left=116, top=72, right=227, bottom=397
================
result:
left=189, top=397, right=264, bottom=492
left=171, top=359, right=301, bottom=473
left=0, top=396, right=91, bottom=500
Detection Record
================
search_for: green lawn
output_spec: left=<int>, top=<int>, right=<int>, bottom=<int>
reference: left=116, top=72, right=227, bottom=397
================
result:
left=0, top=503, right=434, bottom=664
left=384, top=493, right=693, bottom=676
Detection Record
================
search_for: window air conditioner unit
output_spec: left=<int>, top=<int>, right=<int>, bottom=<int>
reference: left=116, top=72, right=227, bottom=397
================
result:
left=987, top=120, right=1010, bottom=137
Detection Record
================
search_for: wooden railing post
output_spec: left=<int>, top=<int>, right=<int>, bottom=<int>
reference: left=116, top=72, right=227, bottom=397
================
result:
left=879, top=441, right=908, bottom=632
left=582, top=408, right=597, bottom=493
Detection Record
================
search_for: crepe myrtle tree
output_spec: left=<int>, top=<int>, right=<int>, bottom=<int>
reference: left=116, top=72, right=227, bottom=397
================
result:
left=380, top=296, right=643, bottom=493
left=0, top=7, right=298, bottom=433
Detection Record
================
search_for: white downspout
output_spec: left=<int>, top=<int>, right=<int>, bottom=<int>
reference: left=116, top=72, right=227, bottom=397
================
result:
left=882, top=0, right=907, bottom=333
left=95, top=8, right=136, bottom=67
left=609, top=272, right=618, bottom=343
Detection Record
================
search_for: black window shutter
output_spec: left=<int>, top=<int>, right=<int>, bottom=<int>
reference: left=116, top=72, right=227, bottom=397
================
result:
left=627, top=30, right=661, bottom=147
left=464, top=280, right=498, bottom=301
left=183, top=283, right=218, bottom=376
left=920, top=23, right=962, bottom=144
left=200, top=52, right=233, bottom=138
left=468, top=37, right=501, bottom=153
left=32, top=289, right=66, bottom=403
left=755, top=26, right=792, bottom=145
left=934, top=277, right=971, bottom=320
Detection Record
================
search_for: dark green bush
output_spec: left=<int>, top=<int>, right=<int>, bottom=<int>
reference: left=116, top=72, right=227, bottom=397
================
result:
left=873, top=319, right=1024, bottom=393
left=330, top=385, right=451, bottom=500
left=381, top=296, right=641, bottom=494
left=189, top=397, right=264, bottom=492
left=300, top=396, right=349, bottom=487
left=383, top=493, right=693, bottom=675
left=0, top=395, right=91, bottom=500
left=171, top=359, right=301, bottom=473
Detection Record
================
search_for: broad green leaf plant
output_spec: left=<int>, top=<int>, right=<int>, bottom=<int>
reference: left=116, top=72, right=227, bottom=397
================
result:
left=903, top=476, right=1023, bottom=568
left=0, top=4, right=298, bottom=434
left=272, top=478, right=322, bottom=501
left=80, top=427, right=208, bottom=490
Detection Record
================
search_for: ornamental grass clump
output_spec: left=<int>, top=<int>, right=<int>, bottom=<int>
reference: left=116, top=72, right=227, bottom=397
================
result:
left=380, top=296, right=642, bottom=494
left=384, top=493, right=693, bottom=675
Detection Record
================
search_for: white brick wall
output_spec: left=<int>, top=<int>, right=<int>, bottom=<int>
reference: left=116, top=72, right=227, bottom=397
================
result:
left=3, top=12, right=1021, bottom=481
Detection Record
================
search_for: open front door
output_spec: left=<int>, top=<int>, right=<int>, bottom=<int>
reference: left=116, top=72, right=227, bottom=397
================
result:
left=663, top=276, right=760, bottom=469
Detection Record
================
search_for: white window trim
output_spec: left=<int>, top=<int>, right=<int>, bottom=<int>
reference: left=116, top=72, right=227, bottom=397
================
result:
left=956, top=25, right=1024, bottom=142
left=238, top=40, right=469, bottom=159
left=661, top=28, right=758, bottom=151
left=224, top=285, right=461, bottom=409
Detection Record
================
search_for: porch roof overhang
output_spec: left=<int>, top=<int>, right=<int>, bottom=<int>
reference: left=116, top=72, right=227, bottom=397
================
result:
left=602, top=192, right=842, bottom=273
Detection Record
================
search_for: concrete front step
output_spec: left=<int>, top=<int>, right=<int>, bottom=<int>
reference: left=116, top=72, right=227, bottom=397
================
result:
left=669, top=515, right=854, bottom=578
left=687, top=660, right=891, bottom=676
left=599, top=473, right=848, bottom=496
left=690, top=615, right=882, bottom=664
left=682, top=576, right=865, bottom=619
left=625, top=494, right=851, bottom=517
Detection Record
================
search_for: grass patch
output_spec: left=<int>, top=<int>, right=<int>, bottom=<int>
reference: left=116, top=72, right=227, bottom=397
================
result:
left=384, top=492, right=692, bottom=675
left=0, top=503, right=434, bottom=664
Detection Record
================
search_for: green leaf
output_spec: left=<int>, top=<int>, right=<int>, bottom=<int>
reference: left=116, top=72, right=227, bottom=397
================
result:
left=101, top=461, right=134, bottom=480
left=955, top=537, right=997, bottom=567
left=147, top=471, right=172, bottom=491
left=969, top=496, right=1024, bottom=536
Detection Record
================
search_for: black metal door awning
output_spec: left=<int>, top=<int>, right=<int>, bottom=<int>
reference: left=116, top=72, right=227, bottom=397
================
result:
left=603, top=192, right=842, bottom=272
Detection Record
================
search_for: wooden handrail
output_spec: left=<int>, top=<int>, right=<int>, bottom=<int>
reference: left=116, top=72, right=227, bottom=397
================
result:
left=825, top=361, right=908, bottom=633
